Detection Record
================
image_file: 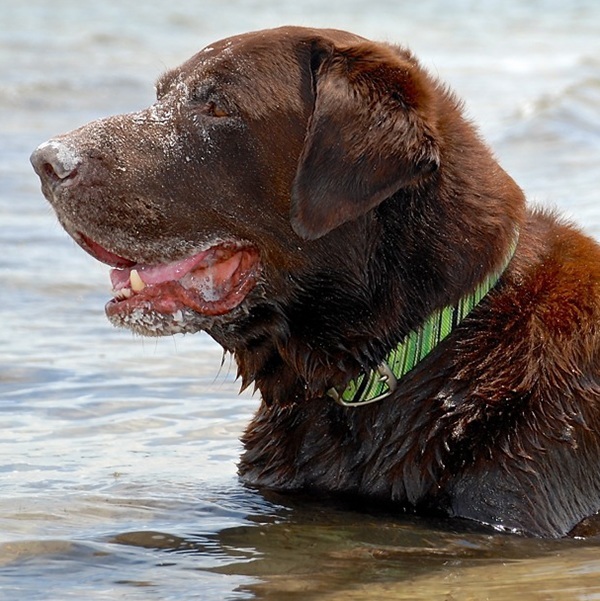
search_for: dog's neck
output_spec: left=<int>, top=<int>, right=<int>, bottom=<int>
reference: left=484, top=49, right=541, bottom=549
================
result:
left=327, top=228, right=519, bottom=407
left=225, top=225, right=521, bottom=408
left=222, top=205, right=524, bottom=407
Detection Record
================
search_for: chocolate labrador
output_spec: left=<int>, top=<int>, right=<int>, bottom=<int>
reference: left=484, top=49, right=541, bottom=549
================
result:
left=31, top=26, right=600, bottom=537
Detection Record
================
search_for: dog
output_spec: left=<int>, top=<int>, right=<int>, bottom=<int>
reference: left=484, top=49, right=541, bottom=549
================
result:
left=31, top=26, right=600, bottom=537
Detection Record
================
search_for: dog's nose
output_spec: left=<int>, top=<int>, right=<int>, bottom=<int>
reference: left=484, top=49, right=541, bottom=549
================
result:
left=30, top=140, right=81, bottom=184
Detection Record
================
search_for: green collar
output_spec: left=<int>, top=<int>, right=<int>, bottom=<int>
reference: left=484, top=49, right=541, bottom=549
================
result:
left=327, top=232, right=519, bottom=407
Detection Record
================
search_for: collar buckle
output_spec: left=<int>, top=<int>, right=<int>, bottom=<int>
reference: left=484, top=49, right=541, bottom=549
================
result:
left=328, top=361, right=398, bottom=408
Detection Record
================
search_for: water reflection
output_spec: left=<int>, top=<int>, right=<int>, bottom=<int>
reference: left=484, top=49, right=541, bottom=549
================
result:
left=109, top=492, right=600, bottom=600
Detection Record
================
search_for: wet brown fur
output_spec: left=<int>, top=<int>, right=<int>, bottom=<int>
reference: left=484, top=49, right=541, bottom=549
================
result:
left=32, top=27, right=600, bottom=537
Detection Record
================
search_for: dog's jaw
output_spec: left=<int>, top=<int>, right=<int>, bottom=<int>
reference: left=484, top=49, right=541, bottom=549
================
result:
left=75, top=233, right=262, bottom=336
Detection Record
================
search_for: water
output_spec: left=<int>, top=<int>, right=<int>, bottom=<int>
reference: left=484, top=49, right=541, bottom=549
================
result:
left=2, top=0, right=600, bottom=598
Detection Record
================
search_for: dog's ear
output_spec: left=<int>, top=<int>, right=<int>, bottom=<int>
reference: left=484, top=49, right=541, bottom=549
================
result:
left=290, top=41, right=440, bottom=240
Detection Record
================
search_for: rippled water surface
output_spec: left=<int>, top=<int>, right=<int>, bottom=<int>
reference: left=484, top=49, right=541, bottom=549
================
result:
left=2, top=1, right=600, bottom=599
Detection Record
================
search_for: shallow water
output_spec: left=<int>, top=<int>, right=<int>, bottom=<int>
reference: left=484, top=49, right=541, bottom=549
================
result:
left=2, top=0, right=600, bottom=599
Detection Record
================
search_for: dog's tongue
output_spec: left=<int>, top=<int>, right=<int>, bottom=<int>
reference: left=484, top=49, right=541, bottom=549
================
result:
left=106, top=245, right=260, bottom=318
left=74, top=234, right=260, bottom=327
left=109, top=251, right=215, bottom=292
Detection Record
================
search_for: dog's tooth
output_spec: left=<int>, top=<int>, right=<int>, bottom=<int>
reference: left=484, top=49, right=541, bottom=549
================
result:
left=113, top=287, right=133, bottom=300
left=130, top=269, right=146, bottom=292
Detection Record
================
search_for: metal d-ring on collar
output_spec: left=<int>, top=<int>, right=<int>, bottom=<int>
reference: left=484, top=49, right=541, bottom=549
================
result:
left=327, top=362, right=398, bottom=407
left=327, top=230, right=520, bottom=408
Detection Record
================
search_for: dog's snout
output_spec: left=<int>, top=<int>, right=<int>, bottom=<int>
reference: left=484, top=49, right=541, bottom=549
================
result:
left=30, top=140, right=81, bottom=185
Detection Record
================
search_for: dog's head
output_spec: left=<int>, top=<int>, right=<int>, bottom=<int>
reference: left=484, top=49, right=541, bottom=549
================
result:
left=31, top=27, right=442, bottom=333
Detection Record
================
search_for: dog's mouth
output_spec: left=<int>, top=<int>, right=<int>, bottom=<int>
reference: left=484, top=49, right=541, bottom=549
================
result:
left=77, top=234, right=261, bottom=336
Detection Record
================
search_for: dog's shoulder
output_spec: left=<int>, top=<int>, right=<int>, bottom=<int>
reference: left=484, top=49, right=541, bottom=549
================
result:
left=448, top=208, right=600, bottom=535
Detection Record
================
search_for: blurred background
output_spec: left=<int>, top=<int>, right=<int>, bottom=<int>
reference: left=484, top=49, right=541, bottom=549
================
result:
left=1, top=1, right=599, bottom=599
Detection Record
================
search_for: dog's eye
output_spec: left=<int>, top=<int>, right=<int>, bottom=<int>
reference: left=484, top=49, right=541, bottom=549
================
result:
left=190, top=87, right=229, bottom=118
left=203, top=100, right=229, bottom=118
